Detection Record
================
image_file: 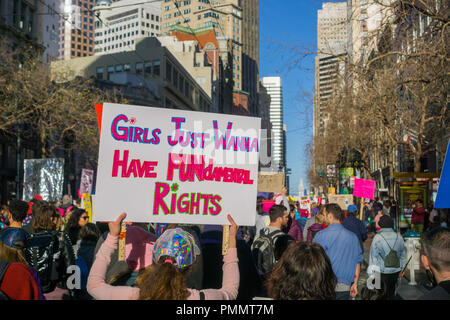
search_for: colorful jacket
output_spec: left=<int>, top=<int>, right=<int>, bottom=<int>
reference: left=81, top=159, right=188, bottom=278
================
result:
left=288, top=219, right=303, bottom=242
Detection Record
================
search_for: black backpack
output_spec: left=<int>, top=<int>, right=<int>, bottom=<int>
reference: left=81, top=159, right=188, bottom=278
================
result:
left=251, top=228, right=285, bottom=276
left=0, top=259, right=10, bottom=300
left=24, top=231, right=60, bottom=293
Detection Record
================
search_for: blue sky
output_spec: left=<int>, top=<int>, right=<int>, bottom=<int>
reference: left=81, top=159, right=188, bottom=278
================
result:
left=260, top=0, right=328, bottom=195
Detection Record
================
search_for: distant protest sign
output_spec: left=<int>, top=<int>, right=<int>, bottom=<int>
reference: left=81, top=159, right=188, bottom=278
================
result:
left=80, top=169, right=94, bottom=195
left=353, top=178, right=376, bottom=200
left=328, top=194, right=354, bottom=210
left=94, top=103, right=261, bottom=226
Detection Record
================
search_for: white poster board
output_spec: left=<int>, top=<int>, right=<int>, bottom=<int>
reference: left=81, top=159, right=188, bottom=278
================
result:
left=94, top=103, right=261, bottom=226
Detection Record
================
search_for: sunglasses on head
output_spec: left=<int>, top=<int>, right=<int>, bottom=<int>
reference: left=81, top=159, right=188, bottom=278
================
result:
left=81, top=216, right=89, bottom=220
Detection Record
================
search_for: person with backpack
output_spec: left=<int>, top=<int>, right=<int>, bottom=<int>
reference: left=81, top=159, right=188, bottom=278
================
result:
left=251, top=204, right=291, bottom=295
left=24, top=203, right=76, bottom=300
left=368, top=215, right=406, bottom=299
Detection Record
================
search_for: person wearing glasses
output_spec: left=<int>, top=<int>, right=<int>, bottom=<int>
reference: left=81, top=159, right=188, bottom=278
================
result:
left=65, top=209, right=90, bottom=246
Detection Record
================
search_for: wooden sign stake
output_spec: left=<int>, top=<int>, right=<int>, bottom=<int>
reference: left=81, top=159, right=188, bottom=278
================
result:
left=118, top=221, right=126, bottom=261
left=222, top=225, right=229, bottom=256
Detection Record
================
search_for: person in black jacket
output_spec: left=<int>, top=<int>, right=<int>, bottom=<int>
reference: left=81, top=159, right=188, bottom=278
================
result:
left=418, top=227, right=450, bottom=300
left=24, top=203, right=75, bottom=300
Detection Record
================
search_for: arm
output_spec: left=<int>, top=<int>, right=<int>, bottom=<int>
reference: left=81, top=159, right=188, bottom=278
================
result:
left=87, top=213, right=139, bottom=300
left=350, top=263, right=360, bottom=298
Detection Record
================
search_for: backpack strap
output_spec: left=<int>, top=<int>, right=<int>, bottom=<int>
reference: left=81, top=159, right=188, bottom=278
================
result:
left=0, top=259, right=10, bottom=285
left=379, top=233, right=393, bottom=251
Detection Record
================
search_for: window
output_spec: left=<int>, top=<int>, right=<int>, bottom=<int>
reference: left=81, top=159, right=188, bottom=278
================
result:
left=107, top=65, right=114, bottom=79
left=144, top=61, right=152, bottom=75
left=166, top=60, right=172, bottom=82
left=173, top=69, right=178, bottom=88
left=179, top=75, right=184, bottom=93
left=124, top=64, right=130, bottom=71
left=115, top=64, right=123, bottom=72
left=134, top=62, right=144, bottom=75
left=153, top=60, right=160, bottom=76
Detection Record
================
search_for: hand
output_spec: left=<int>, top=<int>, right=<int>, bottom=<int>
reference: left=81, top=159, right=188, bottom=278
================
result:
left=350, top=282, right=358, bottom=298
left=399, top=271, right=404, bottom=278
left=227, top=214, right=239, bottom=239
left=108, top=213, right=127, bottom=237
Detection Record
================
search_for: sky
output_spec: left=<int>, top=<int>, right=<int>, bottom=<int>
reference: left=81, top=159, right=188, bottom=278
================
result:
left=260, top=0, right=331, bottom=196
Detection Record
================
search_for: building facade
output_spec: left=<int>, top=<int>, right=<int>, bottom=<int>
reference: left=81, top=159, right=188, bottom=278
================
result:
left=52, top=37, right=213, bottom=112
left=160, top=0, right=259, bottom=116
left=93, top=0, right=162, bottom=55
left=58, top=0, right=96, bottom=60
left=261, top=76, right=284, bottom=172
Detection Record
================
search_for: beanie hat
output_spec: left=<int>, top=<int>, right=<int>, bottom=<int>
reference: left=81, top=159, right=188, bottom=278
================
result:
left=347, top=204, right=358, bottom=213
left=379, top=215, right=394, bottom=229
left=153, top=228, right=200, bottom=268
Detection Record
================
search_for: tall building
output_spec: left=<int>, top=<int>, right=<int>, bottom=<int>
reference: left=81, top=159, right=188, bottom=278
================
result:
left=347, top=0, right=393, bottom=64
left=93, top=0, right=162, bottom=55
left=241, top=0, right=259, bottom=116
left=261, top=77, right=284, bottom=172
left=160, top=0, right=259, bottom=116
left=314, top=2, right=347, bottom=141
left=317, top=2, right=347, bottom=55
left=58, top=0, right=96, bottom=60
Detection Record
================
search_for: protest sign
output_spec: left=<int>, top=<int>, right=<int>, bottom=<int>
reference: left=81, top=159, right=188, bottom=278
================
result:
left=300, top=199, right=311, bottom=213
left=80, top=169, right=94, bottom=195
left=353, top=178, right=376, bottom=200
left=257, top=172, right=284, bottom=192
left=82, top=193, right=93, bottom=222
left=23, top=158, right=64, bottom=202
left=94, top=103, right=261, bottom=226
left=435, top=140, right=449, bottom=209
left=328, top=194, right=354, bottom=210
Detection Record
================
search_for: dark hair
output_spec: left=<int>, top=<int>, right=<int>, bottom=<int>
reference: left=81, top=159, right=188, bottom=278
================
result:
left=79, top=223, right=101, bottom=242
left=32, top=204, right=59, bottom=232
left=274, top=234, right=295, bottom=261
left=289, top=204, right=295, bottom=213
left=266, top=242, right=337, bottom=300
left=66, top=208, right=87, bottom=232
left=269, top=205, right=287, bottom=223
left=7, top=199, right=29, bottom=223
left=422, top=227, right=450, bottom=273
left=325, top=203, right=344, bottom=222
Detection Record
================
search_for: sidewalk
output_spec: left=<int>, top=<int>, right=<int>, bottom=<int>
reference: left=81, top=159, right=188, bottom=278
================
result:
left=357, top=232, right=432, bottom=300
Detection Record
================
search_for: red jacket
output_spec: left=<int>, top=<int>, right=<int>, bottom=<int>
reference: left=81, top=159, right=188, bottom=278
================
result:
left=0, top=263, right=40, bottom=300
left=412, top=206, right=426, bottom=224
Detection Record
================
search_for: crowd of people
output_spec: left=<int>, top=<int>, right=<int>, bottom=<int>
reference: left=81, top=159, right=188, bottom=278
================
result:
left=0, top=190, right=448, bottom=300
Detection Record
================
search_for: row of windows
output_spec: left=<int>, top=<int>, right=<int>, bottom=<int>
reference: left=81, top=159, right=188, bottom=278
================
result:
left=95, top=61, right=160, bottom=80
